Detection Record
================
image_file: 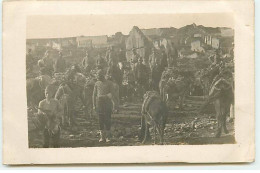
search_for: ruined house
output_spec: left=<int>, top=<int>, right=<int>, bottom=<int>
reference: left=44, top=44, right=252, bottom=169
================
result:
left=125, top=26, right=154, bottom=66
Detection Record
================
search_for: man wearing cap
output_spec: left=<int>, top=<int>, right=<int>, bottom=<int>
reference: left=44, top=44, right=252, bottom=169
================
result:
left=54, top=51, right=66, bottom=73
left=38, top=84, right=62, bottom=148
left=93, top=70, right=114, bottom=142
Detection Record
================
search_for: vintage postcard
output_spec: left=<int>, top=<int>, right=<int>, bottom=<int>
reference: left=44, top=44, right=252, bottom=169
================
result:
left=2, top=0, right=255, bottom=164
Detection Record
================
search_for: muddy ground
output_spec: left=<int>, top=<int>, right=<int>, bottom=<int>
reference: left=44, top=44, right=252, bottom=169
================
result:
left=28, top=96, right=235, bottom=148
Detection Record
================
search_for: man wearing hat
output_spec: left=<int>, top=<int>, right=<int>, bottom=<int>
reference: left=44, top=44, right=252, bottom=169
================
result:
left=93, top=70, right=114, bottom=142
left=38, top=84, right=62, bottom=148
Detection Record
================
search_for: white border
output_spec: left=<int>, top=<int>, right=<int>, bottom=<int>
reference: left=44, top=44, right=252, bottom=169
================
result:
left=2, top=0, right=255, bottom=164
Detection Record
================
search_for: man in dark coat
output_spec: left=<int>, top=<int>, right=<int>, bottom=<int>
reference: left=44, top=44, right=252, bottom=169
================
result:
left=134, top=57, right=149, bottom=98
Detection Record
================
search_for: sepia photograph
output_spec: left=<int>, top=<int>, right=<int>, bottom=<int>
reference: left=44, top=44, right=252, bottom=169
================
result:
left=26, top=14, right=235, bottom=148
left=2, top=0, right=254, bottom=164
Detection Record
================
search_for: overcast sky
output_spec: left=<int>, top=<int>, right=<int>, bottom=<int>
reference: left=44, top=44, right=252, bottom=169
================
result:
left=27, top=13, right=234, bottom=39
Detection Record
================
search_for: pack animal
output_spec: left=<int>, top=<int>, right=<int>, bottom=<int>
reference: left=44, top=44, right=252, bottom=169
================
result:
left=139, top=91, right=168, bottom=144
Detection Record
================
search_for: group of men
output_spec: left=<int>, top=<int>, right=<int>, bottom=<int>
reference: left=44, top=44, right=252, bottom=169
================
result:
left=28, top=45, right=172, bottom=147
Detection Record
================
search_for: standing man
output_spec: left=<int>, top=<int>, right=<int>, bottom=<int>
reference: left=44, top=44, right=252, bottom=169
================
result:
left=26, top=48, right=34, bottom=76
left=93, top=70, right=114, bottom=142
left=106, top=46, right=118, bottom=67
left=209, top=49, right=222, bottom=66
left=96, top=53, right=106, bottom=70
left=38, top=50, right=54, bottom=77
left=160, top=46, right=168, bottom=71
left=118, top=47, right=127, bottom=68
left=134, top=57, right=149, bottom=99
left=106, top=61, right=122, bottom=113
left=149, top=48, right=158, bottom=70
left=54, top=51, right=66, bottom=73
left=150, top=62, right=163, bottom=91
left=82, top=50, right=93, bottom=74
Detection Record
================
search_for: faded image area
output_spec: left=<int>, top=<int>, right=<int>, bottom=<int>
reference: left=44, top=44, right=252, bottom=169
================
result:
left=26, top=14, right=235, bottom=148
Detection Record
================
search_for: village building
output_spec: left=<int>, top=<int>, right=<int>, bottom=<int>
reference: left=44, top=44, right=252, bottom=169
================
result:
left=220, top=28, right=234, bottom=37
left=125, top=26, right=153, bottom=65
left=60, top=37, right=77, bottom=48
left=76, top=35, right=108, bottom=48
left=211, top=37, right=220, bottom=49
left=190, top=38, right=205, bottom=53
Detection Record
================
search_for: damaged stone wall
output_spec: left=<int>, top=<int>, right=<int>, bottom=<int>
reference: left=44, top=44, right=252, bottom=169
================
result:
left=125, top=26, right=153, bottom=66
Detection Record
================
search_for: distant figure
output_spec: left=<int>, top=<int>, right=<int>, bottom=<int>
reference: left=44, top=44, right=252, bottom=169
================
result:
left=149, top=48, right=161, bottom=70
left=106, top=46, right=118, bottom=67
left=150, top=63, right=163, bottom=91
left=118, top=47, right=127, bottom=64
left=38, top=50, right=54, bottom=77
left=26, top=48, right=34, bottom=75
left=93, top=70, right=114, bottom=142
left=106, top=61, right=123, bottom=86
left=134, top=57, right=149, bottom=98
left=82, top=50, right=93, bottom=74
left=122, top=66, right=135, bottom=102
left=209, top=49, right=222, bottom=65
left=160, top=46, right=168, bottom=70
left=131, top=49, right=140, bottom=64
left=96, top=53, right=106, bottom=70
left=54, top=51, right=66, bottom=73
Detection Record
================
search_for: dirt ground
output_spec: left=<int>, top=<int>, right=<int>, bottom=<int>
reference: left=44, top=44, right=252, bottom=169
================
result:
left=28, top=96, right=235, bottom=148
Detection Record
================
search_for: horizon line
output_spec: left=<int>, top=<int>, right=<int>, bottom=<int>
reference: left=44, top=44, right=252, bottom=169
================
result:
left=26, top=23, right=234, bottom=40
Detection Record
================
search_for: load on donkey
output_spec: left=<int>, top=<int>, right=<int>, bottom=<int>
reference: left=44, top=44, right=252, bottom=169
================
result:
left=199, top=68, right=234, bottom=137
left=159, top=67, right=194, bottom=110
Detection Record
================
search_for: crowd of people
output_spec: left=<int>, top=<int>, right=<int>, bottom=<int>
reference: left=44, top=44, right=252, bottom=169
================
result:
left=27, top=45, right=173, bottom=147
left=27, top=43, right=234, bottom=147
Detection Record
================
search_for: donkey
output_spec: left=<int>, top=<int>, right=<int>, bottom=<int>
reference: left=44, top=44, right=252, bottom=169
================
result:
left=139, top=91, right=168, bottom=144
